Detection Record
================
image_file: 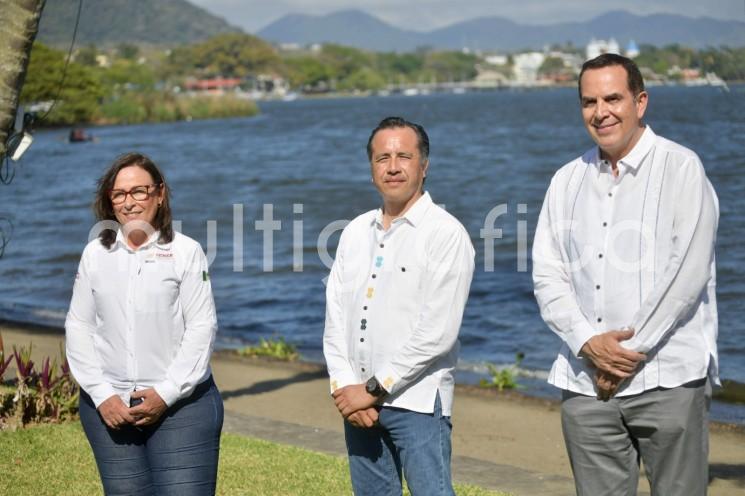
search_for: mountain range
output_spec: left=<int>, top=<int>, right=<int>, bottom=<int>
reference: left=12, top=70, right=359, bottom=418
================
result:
left=258, top=9, right=745, bottom=52
left=37, top=0, right=241, bottom=47
left=35, top=2, right=745, bottom=52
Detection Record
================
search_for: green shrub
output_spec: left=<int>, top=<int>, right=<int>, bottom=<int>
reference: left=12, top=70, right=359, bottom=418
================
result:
left=99, top=94, right=148, bottom=124
left=97, top=92, right=259, bottom=125
left=238, top=337, right=299, bottom=361
left=479, top=353, right=525, bottom=391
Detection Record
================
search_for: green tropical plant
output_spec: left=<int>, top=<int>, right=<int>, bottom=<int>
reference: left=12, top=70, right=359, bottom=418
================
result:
left=479, top=352, right=525, bottom=391
left=0, top=344, right=79, bottom=430
left=238, top=337, right=299, bottom=361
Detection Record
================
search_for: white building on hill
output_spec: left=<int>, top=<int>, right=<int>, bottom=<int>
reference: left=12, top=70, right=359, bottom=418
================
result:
left=586, top=38, right=620, bottom=60
left=513, top=52, right=546, bottom=84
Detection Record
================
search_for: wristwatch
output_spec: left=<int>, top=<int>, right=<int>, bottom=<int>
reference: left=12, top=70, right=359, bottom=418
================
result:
left=365, top=376, right=387, bottom=398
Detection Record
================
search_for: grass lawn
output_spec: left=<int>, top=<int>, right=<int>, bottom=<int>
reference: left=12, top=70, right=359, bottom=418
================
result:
left=0, top=422, right=506, bottom=495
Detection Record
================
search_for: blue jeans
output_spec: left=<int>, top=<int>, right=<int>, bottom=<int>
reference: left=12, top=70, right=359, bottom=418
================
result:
left=344, top=392, right=455, bottom=496
left=79, top=376, right=224, bottom=496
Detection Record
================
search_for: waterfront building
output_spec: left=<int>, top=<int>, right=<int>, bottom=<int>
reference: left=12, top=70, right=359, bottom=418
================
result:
left=586, top=38, right=620, bottom=60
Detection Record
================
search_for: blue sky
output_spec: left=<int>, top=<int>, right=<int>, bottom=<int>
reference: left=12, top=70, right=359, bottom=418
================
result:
left=189, top=0, right=745, bottom=33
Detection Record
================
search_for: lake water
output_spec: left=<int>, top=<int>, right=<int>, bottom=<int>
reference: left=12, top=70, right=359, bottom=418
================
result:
left=2, top=86, right=744, bottom=422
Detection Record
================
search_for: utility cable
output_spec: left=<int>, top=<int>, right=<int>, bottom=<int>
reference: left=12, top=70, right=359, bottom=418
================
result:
left=37, top=0, right=84, bottom=123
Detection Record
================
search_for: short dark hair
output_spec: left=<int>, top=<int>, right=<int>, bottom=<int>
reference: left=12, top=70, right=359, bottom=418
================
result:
left=93, top=152, right=174, bottom=249
left=578, top=53, right=645, bottom=99
left=366, top=116, right=430, bottom=164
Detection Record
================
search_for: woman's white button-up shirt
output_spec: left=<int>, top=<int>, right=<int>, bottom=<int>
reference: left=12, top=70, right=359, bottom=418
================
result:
left=65, top=230, right=217, bottom=408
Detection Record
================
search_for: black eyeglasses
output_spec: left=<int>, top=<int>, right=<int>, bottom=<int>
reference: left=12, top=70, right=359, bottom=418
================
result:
left=109, top=184, right=161, bottom=204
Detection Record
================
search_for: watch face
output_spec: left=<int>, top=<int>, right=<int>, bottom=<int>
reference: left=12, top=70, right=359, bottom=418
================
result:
left=366, top=378, right=378, bottom=395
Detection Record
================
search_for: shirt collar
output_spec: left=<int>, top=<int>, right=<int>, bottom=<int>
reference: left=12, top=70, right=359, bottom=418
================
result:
left=373, top=191, right=433, bottom=229
left=594, top=125, right=655, bottom=173
left=114, top=228, right=161, bottom=252
left=618, top=126, right=655, bottom=172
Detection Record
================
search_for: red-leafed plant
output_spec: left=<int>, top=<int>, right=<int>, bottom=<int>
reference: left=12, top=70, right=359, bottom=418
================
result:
left=0, top=343, right=79, bottom=430
left=37, top=357, right=60, bottom=392
left=13, top=344, right=35, bottom=383
left=0, top=351, right=11, bottom=379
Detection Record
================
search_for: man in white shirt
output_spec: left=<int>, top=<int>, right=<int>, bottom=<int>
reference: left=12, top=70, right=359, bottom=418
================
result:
left=533, top=53, right=719, bottom=496
left=323, top=116, right=474, bottom=496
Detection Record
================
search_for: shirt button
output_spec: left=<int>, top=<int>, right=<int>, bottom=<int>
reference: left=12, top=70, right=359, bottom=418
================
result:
left=602, top=222, right=608, bottom=227
left=598, top=253, right=603, bottom=259
left=363, top=306, right=368, bottom=310
left=608, top=192, right=613, bottom=197
left=361, top=367, right=366, bottom=372
left=372, top=274, right=377, bottom=279
left=401, top=267, right=406, bottom=272
left=360, top=338, right=365, bottom=343
left=379, top=243, right=384, bottom=248
left=596, top=285, right=601, bottom=290
left=597, top=318, right=603, bottom=323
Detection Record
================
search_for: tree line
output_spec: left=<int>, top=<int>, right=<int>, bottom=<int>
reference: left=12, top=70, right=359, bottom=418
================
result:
left=20, top=33, right=745, bottom=126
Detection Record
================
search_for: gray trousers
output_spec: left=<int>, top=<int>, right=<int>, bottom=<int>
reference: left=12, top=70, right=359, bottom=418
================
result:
left=561, top=378, right=710, bottom=496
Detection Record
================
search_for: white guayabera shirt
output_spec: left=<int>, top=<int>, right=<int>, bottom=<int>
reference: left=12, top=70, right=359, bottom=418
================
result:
left=66, top=229, right=217, bottom=408
left=323, top=192, right=475, bottom=416
left=533, top=127, right=720, bottom=397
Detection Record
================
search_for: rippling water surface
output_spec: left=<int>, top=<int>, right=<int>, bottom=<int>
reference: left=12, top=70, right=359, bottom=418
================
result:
left=2, top=86, right=743, bottom=422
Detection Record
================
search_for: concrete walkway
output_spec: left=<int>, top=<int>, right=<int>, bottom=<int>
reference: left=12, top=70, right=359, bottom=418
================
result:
left=4, top=324, right=745, bottom=495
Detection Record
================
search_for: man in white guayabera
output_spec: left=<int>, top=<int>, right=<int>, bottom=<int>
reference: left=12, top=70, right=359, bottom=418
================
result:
left=323, top=116, right=474, bottom=496
left=532, top=53, right=719, bottom=496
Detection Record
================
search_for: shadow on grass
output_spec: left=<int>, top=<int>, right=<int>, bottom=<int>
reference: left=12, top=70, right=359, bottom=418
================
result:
left=220, top=369, right=327, bottom=399
left=710, top=463, right=745, bottom=487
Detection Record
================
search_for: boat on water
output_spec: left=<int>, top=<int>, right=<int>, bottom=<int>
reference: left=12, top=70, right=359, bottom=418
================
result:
left=68, top=128, right=95, bottom=143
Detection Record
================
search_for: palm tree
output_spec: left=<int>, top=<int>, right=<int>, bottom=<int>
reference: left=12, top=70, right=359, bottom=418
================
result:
left=0, top=0, right=46, bottom=158
left=0, top=0, right=46, bottom=350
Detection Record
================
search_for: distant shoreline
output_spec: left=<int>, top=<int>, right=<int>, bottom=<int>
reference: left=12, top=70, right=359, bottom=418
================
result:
left=32, top=81, right=743, bottom=129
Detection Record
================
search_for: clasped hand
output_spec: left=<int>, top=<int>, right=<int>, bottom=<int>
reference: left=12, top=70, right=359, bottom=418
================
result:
left=580, top=329, right=646, bottom=401
left=97, top=388, right=167, bottom=429
left=331, top=384, right=379, bottom=428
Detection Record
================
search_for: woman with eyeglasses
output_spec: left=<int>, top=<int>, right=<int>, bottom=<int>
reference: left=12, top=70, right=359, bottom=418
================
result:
left=65, top=152, right=223, bottom=495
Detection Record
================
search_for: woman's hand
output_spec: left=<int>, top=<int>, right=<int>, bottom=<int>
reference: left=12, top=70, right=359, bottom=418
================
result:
left=98, top=395, right=136, bottom=429
left=129, top=388, right=168, bottom=426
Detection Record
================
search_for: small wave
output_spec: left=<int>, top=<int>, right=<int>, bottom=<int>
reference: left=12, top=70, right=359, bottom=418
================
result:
left=456, top=359, right=550, bottom=380
left=218, top=320, right=278, bottom=338
left=0, top=301, right=66, bottom=328
left=38, top=252, right=87, bottom=265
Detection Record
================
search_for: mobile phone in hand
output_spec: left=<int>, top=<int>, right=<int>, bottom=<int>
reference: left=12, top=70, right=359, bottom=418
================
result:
left=130, top=397, right=143, bottom=407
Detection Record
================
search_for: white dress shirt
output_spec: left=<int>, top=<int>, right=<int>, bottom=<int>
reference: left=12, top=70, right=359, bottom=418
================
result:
left=533, top=126, right=719, bottom=397
left=65, top=230, right=217, bottom=408
left=323, top=192, right=475, bottom=416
